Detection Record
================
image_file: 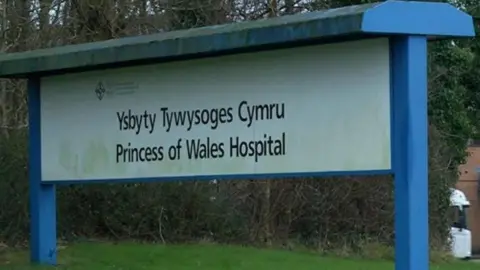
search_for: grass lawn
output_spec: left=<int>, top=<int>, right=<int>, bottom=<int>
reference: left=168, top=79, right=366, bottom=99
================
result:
left=0, top=242, right=477, bottom=270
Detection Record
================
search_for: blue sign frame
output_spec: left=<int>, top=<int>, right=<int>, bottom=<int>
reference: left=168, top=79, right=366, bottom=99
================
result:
left=0, top=1, right=474, bottom=269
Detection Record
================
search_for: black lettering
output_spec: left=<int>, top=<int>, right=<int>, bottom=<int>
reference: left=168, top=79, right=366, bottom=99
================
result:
left=116, top=109, right=157, bottom=134
left=161, top=107, right=172, bottom=132
left=168, top=145, right=178, bottom=160
left=117, top=111, right=125, bottom=131
left=238, top=101, right=248, bottom=123
left=160, top=106, right=234, bottom=132
left=127, top=110, right=136, bottom=131
left=229, top=133, right=286, bottom=162
left=173, top=111, right=188, bottom=127
left=193, top=109, right=202, bottom=126
left=115, top=142, right=164, bottom=163
left=200, top=109, right=209, bottom=125
left=147, top=111, right=156, bottom=134
left=129, top=146, right=138, bottom=162
left=116, top=144, right=123, bottom=163
left=184, top=109, right=196, bottom=131
left=210, top=109, right=218, bottom=130
left=238, top=101, right=285, bottom=127
left=218, top=108, right=227, bottom=126
left=144, top=146, right=152, bottom=161
left=220, top=107, right=234, bottom=127
left=186, top=137, right=225, bottom=159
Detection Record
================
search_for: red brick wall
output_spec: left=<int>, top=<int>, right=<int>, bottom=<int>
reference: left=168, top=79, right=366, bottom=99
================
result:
left=457, top=147, right=480, bottom=253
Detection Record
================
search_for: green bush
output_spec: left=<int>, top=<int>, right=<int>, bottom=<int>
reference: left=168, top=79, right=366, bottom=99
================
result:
left=0, top=126, right=457, bottom=255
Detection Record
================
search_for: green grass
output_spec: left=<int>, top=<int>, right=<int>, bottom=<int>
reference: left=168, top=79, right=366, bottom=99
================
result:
left=0, top=242, right=477, bottom=270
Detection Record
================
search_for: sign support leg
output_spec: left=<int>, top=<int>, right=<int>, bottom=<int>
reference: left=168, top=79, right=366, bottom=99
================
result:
left=28, top=77, right=57, bottom=265
left=391, top=36, right=429, bottom=270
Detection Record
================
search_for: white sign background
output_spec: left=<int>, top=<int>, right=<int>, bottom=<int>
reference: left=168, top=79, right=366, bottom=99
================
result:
left=40, top=38, right=391, bottom=182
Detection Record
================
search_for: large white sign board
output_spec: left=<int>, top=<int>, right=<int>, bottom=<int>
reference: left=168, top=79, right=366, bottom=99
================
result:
left=40, top=38, right=391, bottom=182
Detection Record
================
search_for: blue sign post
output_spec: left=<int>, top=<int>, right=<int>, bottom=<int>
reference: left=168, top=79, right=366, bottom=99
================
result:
left=0, top=1, right=474, bottom=269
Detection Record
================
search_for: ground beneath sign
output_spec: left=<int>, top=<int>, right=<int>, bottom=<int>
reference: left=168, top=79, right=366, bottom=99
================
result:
left=0, top=243, right=478, bottom=270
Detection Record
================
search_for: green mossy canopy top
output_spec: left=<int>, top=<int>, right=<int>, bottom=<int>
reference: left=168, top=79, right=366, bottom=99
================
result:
left=0, top=0, right=474, bottom=78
